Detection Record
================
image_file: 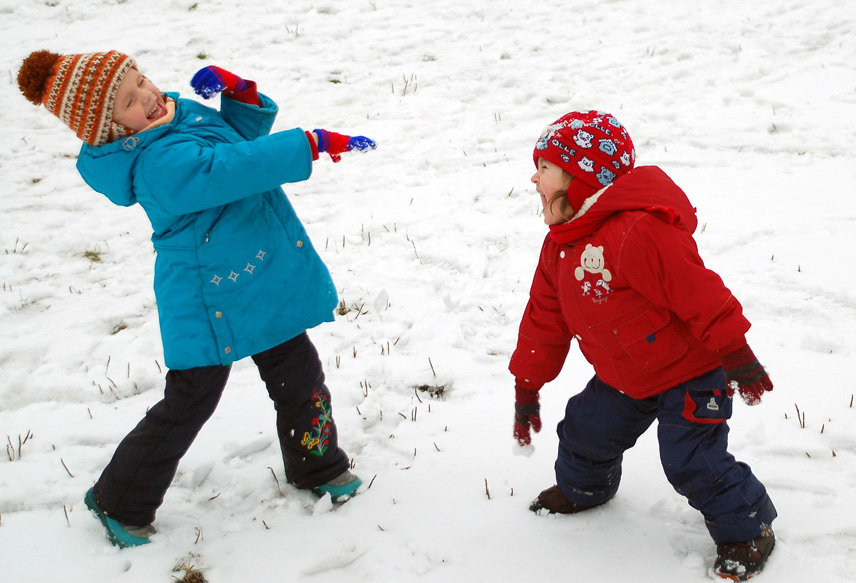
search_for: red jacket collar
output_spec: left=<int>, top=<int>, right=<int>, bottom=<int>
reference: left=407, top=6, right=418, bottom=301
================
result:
left=548, top=166, right=698, bottom=244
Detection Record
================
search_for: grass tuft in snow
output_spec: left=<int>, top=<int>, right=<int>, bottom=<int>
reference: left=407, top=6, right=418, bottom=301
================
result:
left=173, top=554, right=207, bottom=583
left=416, top=384, right=445, bottom=399
left=5, top=431, right=33, bottom=462
left=82, top=250, right=102, bottom=263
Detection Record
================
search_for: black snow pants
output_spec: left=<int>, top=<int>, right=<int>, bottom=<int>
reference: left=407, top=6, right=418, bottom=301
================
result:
left=92, top=332, right=350, bottom=526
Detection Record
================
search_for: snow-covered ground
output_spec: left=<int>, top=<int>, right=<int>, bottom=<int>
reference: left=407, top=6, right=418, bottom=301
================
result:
left=1, top=0, right=855, bottom=581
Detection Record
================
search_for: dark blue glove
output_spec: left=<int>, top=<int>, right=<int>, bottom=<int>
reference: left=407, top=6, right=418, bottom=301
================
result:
left=190, top=66, right=247, bottom=99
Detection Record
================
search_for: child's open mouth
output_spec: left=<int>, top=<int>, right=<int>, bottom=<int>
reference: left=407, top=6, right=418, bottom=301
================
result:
left=147, top=97, right=166, bottom=121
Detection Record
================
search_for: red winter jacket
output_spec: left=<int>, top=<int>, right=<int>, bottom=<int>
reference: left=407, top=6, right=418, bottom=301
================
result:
left=509, top=166, right=750, bottom=399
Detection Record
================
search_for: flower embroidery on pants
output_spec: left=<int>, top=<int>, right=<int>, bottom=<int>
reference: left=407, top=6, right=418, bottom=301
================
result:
left=301, top=390, right=332, bottom=456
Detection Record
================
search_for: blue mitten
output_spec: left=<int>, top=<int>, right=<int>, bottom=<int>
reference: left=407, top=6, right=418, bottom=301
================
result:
left=190, top=66, right=247, bottom=99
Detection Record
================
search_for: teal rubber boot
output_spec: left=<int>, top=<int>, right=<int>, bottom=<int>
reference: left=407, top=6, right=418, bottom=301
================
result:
left=312, top=470, right=363, bottom=502
left=84, top=487, right=156, bottom=548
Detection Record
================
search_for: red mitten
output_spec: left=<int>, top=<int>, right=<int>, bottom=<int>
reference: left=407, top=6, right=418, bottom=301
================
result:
left=313, top=129, right=377, bottom=162
left=719, top=344, right=773, bottom=406
left=190, top=66, right=260, bottom=105
left=514, top=385, right=542, bottom=446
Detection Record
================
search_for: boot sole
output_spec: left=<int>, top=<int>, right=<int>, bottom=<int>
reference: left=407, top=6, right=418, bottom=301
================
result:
left=312, top=476, right=363, bottom=503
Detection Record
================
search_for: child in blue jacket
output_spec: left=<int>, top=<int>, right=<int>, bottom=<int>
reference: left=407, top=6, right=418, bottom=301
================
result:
left=18, top=50, right=375, bottom=548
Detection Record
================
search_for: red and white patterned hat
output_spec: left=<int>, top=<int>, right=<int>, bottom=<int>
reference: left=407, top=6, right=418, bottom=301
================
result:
left=534, top=110, right=636, bottom=213
left=18, top=50, right=136, bottom=146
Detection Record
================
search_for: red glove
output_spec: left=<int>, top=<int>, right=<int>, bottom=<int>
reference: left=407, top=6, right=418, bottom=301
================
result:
left=313, top=129, right=377, bottom=162
left=719, top=344, right=773, bottom=406
left=514, top=385, right=542, bottom=446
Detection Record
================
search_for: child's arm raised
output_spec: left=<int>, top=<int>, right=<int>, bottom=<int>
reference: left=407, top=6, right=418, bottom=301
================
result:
left=137, top=128, right=315, bottom=215
left=312, top=129, right=377, bottom=163
left=190, top=66, right=377, bottom=158
left=191, top=65, right=260, bottom=106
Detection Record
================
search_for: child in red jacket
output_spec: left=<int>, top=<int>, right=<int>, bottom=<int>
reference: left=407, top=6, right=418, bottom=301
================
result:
left=511, top=110, right=776, bottom=581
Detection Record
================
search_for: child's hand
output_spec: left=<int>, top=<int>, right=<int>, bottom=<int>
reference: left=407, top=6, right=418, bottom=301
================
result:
left=719, top=344, right=773, bottom=405
left=514, top=385, right=542, bottom=446
left=313, top=129, right=377, bottom=163
left=190, top=66, right=247, bottom=99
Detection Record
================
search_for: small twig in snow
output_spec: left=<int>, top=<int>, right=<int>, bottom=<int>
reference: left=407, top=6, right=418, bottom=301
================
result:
left=268, top=467, right=285, bottom=496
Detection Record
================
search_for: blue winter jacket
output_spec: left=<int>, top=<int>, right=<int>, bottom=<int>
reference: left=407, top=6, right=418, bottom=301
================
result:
left=76, top=92, right=338, bottom=370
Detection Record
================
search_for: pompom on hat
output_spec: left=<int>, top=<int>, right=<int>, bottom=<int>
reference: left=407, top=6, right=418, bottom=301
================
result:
left=534, top=110, right=636, bottom=214
left=18, top=50, right=136, bottom=146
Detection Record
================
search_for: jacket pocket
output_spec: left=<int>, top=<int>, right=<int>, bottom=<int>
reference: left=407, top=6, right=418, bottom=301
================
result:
left=613, top=308, right=688, bottom=373
left=197, top=198, right=291, bottom=294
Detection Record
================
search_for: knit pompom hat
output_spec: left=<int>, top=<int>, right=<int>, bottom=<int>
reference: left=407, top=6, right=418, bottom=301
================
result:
left=18, top=50, right=136, bottom=146
left=534, top=110, right=636, bottom=214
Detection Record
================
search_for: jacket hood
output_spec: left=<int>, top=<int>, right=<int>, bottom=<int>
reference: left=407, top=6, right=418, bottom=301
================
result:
left=76, top=92, right=180, bottom=207
left=549, top=165, right=697, bottom=244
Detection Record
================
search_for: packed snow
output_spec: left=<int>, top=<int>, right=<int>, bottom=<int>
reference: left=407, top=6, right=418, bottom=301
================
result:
left=1, top=0, right=855, bottom=581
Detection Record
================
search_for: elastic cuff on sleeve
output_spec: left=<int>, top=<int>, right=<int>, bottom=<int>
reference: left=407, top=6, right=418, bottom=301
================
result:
left=227, top=80, right=261, bottom=106
left=514, top=384, right=540, bottom=405
left=718, top=342, right=755, bottom=369
left=514, top=377, right=543, bottom=392
left=715, top=338, right=748, bottom=358
left=305, top=131, right=320, bottom=161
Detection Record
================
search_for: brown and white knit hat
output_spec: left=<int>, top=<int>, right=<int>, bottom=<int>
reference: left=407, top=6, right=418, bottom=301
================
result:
left=18, top=50, right=136, bottom=146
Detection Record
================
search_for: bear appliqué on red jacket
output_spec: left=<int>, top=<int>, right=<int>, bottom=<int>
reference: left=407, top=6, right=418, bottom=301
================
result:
left=575, top=243, right=612, bottom=304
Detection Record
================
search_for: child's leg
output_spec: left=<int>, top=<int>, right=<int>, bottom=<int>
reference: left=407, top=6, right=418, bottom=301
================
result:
left=556, top=376, right=658, bottom=505
left=656, top=367, right=777, bottom=544
left=93, top=365, right=231, bottom=525
left=251, top=332, right=350, bottom=489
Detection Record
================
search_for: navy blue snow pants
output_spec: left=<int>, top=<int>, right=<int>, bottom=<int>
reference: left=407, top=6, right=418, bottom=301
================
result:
left=555, top=368, right=777, bottom=544
left=92, top=332, right=350, bottom=526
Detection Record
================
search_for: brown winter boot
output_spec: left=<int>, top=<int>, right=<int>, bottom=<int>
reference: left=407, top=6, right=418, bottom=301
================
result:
left=713, top=526, right=776, bottom=581
left=529, top=485, right=606, bottom=514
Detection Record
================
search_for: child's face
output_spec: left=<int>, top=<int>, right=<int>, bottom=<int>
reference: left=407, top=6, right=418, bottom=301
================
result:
left=532, top=158, right=573, bottom=225
left=112, top=68, right=168, bottom=133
